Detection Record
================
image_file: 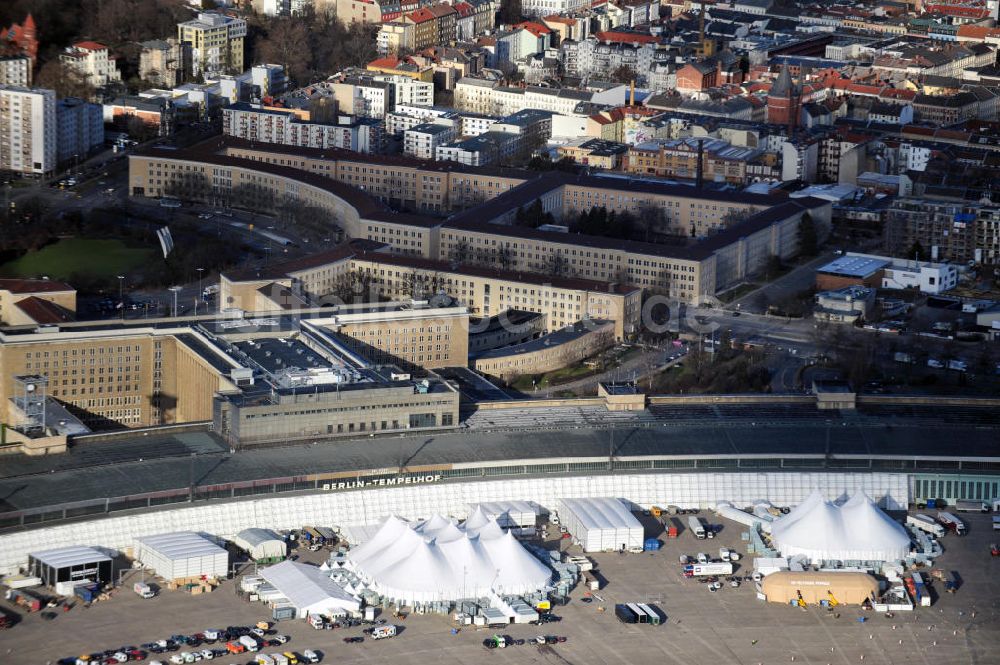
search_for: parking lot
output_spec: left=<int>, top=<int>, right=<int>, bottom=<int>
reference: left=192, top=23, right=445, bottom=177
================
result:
left=2, top=513, right=998, bottom=665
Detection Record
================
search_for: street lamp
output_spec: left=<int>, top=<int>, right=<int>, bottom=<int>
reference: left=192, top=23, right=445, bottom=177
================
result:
left=117, top=275, right=125, bottom=323
left=169, top=286, right=182, bottom=317
left=196, top=267, right=204, bottom=315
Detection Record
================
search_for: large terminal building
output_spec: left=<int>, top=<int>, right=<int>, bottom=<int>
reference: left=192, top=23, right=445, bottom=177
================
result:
left=0, top=138, right=996, bottom=579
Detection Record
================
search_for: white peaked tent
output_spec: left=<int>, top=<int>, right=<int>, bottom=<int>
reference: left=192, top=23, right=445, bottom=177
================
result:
left=770, top=490, right=910, bottom=563
left=346, top=513, right=552, bottom=604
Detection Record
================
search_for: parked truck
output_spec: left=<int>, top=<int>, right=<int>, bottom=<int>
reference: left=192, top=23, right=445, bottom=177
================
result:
left=688, top=516, right=706, bottom=539
left=5, top=588, right=41, bottom=612
left=954, top=500, right=989, bottom=513
left=907, top=514, right=946, bottom=538
left=238, top=635, right=259, bottom=652
left=133, top=582, right=155, bottom=599
left=911, top=572, right=931, bottom=607
left=683, top=563, right=734, bottom=577
left=894, top=352, right=915, bottom=364
left=936, top=512, right=966, bottom=536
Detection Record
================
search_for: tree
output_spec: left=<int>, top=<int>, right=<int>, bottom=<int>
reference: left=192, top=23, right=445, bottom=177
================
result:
left=610, top=64, right=636, bottom=84
left=798, top=212, right=818, bottom=257
left=906, top=240, right=927, bottom=261
left=498, top=0, right=523, bottom=24
left=255, top=18, right=312, bottom=85
left=547, top=250, right=568, bottom=277
left=449, top=240, right=471, bottom=264
left=763, top=254, right=783, bottom=281
left=35, top=61, right=94, bottom=100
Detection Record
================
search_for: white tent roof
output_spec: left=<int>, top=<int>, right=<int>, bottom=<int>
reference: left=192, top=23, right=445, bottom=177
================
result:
left=30, top=545, right=111, bottom=568
left=346, top=514, right=551, bottom=604
left=135, top=532, right=226, bottom=560
left=559, top=497, right=642, bottom=531
left=771, top=490, right=910, bottom=563
left=259, top=560, right=360, bottom=615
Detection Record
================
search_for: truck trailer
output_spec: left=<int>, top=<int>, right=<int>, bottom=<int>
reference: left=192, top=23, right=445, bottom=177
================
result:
left=615, top=604, right=639, bottom=623
left=936, top=512, right=966, bottom=535
left=907, top=514, right=946, bottom=538
left=683, top=563, right=734, bottom=577
left=954, top=500, right=989, bottom=513
left=688, top=516, right=706, bottom=539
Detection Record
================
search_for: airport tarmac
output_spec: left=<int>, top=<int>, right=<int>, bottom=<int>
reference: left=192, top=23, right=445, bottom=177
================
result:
left=1, top=513, right=997, bottom=665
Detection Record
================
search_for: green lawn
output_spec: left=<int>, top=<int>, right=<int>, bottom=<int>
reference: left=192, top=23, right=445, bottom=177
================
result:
left=0, top=238, right=155, bottom=280
left=511, top=363, right=598, bottom=391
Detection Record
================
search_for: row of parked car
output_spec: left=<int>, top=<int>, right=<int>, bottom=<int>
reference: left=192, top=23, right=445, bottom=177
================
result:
left=63, top=624, right=303, bottom=665
left=483, top=634, right=568, bottom=649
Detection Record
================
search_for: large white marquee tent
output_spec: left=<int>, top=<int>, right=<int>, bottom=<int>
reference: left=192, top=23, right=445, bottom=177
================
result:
left=346, top=511, right=551, bottom=604
left=770, top=491, right=910, bottom=563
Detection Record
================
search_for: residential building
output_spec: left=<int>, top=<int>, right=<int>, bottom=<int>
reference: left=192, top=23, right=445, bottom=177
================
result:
left=377, top=22, right=415, bottom=56
left=404, top=120, right=459, bottom=159
left=223, top=103, right=383, bottom=153
left=884, top=198, right=980, bottom=265
left=625, top=138, right=763, bottom=186
left=0, top=55, right=32, bottom=87
left=56, top=97, right=104, bottom=166
left=177, top=12, right=247, bottom=77
left=522, top=0, right=587, bottom=16
left=556, top=138, right=628, bottom=170
left=0, top=14, right=39, bottom=66
left=60, top=42, right=122, bottom=90
left=103, top=96, right=176, bottom=137
left=139, top=39, right=189, bottom=88
left=0, top=86, right=57, bottom=176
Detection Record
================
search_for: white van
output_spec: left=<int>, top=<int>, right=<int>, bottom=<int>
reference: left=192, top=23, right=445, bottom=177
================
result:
left=697, top=552, right=709, bottom=564
left=718, top=547, right=730, bottom=561
left=372, top=624, right=397, bottom=640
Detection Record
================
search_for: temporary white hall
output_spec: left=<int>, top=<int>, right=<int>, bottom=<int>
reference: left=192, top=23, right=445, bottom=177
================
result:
left=558, top=497, right=644, bottom=553
left=346, top=513, right=552, bottom=605
left=232, top=528, right=287, bottom=562
left=259, top=560, right=360, bottom=616
left=770, top=490, right=910, bottom=563
left=134, top=532, right=229, bottom=581
left=467, top=501, right=542, bottom=528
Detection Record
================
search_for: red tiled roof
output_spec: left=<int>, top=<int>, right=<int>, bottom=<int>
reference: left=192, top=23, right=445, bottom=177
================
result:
left=454, top=2, right=475, bottom=16
left=13, top=296, right=76, bottom=325
left=542, top=15, right=576, bottom=24
left=594, top=31, right=658, bottom=45
left=406, top=8, right=435, bottom=23
left=515, top=21, right=552, bottom=37
left=73, top=41, right=108, bottom=51
left=368, top=56, right=403, bottom=69
left=0, top=278, right=75, bottom=294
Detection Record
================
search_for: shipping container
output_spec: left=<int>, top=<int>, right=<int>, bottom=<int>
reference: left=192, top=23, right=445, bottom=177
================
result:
left=683, top=562, right=734, bottom=577
left=614, top=604, right=639, bottom=624
left=907, top=515, right=946, bottom=538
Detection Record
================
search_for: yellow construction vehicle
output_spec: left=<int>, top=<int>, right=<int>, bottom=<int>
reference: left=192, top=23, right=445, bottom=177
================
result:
left=795, top=590, right=807, bottom=609
left=827, top=590, right=840, bottom=608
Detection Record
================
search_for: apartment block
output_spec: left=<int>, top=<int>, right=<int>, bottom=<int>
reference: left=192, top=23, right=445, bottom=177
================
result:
left=139, top=39, right=189, bottom=88
left=223, top=103, right=383, bottom=153
left=0, top=86, right=57, bottom=175
left=0, top=55, right=32, bottom=87
left=178, top=12, right=247, bottom=77
left=60, top=42, right=122, bottom=89
left=56, top=97, right=104, bottom=165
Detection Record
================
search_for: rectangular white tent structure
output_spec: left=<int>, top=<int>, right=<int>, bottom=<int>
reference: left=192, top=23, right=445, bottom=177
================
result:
left=259, top=560, right=360, bottom=618
left=467, top=501, right=542, bottom=528
left=232, top=528, right=287, bottom=563
left=134, top=532, right=229, bottom=581
left=558, top=498, right=644, bottom=553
